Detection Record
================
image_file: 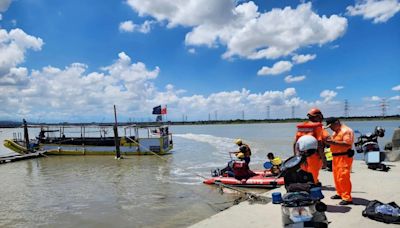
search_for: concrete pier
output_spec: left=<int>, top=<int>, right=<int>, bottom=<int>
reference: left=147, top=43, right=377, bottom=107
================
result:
left=190, top=160, right=399, bottom=228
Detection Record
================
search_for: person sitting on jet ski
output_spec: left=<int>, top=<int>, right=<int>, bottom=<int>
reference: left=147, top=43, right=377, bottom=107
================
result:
left=267, top=152, right=282, bottom=175
left=220, top=152, right=255, bottom=180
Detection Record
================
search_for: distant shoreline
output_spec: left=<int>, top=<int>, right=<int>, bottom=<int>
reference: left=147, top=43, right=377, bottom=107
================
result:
left=1, top=115, right=399, bottom=128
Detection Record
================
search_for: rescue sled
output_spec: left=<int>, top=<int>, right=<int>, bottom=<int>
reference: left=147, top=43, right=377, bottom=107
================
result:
left=204, top=170, right=284, bottom=188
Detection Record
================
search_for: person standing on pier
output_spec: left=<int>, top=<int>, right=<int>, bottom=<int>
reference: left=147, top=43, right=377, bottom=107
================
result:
left=294, top=108, right=329, bottom=185
left=234, top=139, right=252, bottom=165
left=325, top=117, right=355, bottom=205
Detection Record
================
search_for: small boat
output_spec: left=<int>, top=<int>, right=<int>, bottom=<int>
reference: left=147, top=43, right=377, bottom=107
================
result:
left=204, top=170, right=284, bottom=188
left=4, top=124, right=173, bottom=156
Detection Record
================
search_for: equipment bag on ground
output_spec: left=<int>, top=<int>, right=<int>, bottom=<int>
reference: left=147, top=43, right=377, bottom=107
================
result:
left=362, top=200, right=400, bottom=224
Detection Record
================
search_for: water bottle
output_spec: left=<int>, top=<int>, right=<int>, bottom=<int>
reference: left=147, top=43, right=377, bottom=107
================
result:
left=375, top=205, right=400, bottom=216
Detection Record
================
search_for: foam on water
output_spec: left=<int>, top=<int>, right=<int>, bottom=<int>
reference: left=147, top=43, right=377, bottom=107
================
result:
left=175, top=133, right=237, bottom=156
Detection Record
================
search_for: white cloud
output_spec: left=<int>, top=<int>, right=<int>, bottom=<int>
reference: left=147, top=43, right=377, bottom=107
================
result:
left=119, top=20, right=134, bottom=32
left=390, top=95, right=400, bottom=100
left=364, top=96, right=382, bottom=101
left=0, top=28, right=44, bottom=84
left=285, top=75, right=306, bottom=83
left=1, top=50, right=332, bottom=121
left=320, top=90, right=337, bottom=103
left=0, top=52, right=162, bottom=120
left=119, top=20, right=154, bottom=33
left=126, top=1, right=347, bottom=60
left=347, top=0, right=400, bottom=23
left=336, top=86, right=344, bottom=90
left=292, top=54, right=316, bottom=64
left=188, top=48, right=196, bottom=54
left=392, top=84, right=400, bottom=91
left=0, top=0, right=12, bottom=12
left=257, top=61, right=293, bottom=76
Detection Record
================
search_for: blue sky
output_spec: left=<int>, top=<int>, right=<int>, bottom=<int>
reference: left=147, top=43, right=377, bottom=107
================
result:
left=0, top=0, right=399, bottom=122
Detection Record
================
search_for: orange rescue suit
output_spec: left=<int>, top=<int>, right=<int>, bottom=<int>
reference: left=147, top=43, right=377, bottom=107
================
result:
left=331, top=124, right=354, bottom=201
left=295, top=122, right=328, bottom=183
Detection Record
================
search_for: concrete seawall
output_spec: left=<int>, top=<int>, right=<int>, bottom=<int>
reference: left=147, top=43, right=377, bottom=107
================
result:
left=190, top=160, right=399, bottom=228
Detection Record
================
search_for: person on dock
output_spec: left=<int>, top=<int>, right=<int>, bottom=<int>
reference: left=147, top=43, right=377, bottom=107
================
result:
left=325, top=117, right=355, bottom=205
left=324, top=145, right=333, bottom=171
left=235, top=139, right=252, bottom=165
left=267, top=152, right=282, bottom=175
left=294, top=108, right=329, bottom=185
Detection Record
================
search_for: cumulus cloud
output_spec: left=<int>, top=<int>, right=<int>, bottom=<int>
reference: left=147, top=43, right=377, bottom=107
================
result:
left=285, top=75, right=306, bottom=83
left=336, top=86, right=344, bottom=90
left=292, top=54, right=316, bottom=64
left=364, top=96, right=382, bottom=101
left=257, top=61, right=293, bottom=76
left=392, top=84, right=400, bottom=91
left=126, top=1, right=347, bottom=60
left=119, top=20, right=134, bottom=32
left=390, top=95, right=400, bottom=101
left=0, top=52, right=161, bottom=120
left=320, top=90, right=337, bottom=103
left=0, top=0, right=12, bottom=12
left=119, top=20, right=154, bottom=33
left=0, top=28, right=44, bottom=85
left=1, top=51, right=321, bottom=121
left=347, top=0, right=400, bottom=23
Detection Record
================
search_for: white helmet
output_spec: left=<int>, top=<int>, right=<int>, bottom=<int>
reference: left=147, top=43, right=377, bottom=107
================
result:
left=296, top=135, right=318, bottom=152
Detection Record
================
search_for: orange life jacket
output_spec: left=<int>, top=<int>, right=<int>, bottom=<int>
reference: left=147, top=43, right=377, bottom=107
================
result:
left=295, top=122, right=323, bottom=142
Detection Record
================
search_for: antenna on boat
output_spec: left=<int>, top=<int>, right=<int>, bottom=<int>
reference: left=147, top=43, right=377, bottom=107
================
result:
left=113, top=105, right=122, bottom=159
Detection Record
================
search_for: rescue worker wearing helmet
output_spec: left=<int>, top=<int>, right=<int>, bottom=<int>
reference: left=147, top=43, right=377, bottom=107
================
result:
left=293, top=108, right=330, bottom=185
left=325, top=117, right=354, bottom=205
left=235, top=139, right=252, bottom=165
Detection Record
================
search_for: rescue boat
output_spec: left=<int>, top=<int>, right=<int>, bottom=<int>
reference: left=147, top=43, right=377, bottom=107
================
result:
left=204, top=170, right=284, bottom=188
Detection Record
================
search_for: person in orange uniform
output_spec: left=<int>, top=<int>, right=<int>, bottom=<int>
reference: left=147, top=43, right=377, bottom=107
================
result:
left=294, top=108, right=329, bottom=185
left=325, top=117, right=354, bottom=205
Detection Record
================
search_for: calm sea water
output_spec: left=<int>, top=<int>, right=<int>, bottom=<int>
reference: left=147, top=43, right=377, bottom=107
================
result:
left=0, top=121, right=398, bottom=227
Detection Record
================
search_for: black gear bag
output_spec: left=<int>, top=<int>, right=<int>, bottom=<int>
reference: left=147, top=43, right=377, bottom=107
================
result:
left=362, top=200, right=400, bottom=224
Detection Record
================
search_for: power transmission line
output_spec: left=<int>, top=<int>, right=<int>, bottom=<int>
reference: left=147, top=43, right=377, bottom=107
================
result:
left=291, top=106, right=295, bottom=119
left=267, top=105, right=270, bottom=119
left=344, top=99, right=349, bottom=117
left=380, top=98, right=388, bottom=117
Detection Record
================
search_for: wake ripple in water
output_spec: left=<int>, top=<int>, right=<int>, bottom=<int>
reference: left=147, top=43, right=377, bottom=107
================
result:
left=175, top=133, right=237, bottom=156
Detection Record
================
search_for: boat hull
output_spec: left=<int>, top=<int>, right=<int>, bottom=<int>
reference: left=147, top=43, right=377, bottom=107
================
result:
left=4, top=139, right=173, bottom=156
left=204, top=173, right=284, bottom=188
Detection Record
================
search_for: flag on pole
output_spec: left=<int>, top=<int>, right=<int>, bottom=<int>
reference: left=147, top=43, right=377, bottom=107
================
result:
left=161, top=106, right=167, bottom=115
left=152, top=105, right=161, bottom=115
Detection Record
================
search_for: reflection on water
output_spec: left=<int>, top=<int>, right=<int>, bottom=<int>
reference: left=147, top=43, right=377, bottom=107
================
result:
left=0, top=121, right=398, bottom=227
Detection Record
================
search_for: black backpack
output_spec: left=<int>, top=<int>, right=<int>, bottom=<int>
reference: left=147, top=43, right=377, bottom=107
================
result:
left=362, top=200, right=400, bottom=224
